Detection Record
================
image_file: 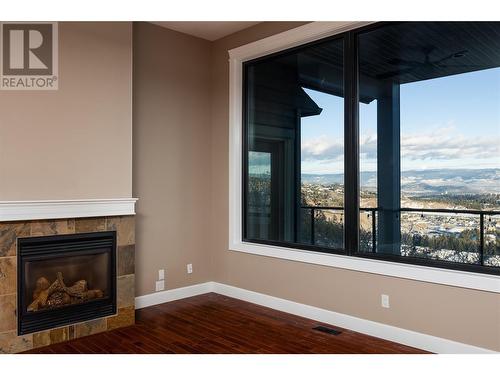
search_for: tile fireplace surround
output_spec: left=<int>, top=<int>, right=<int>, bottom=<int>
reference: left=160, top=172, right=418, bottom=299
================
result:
left=0, top=215, right=135, bottom=353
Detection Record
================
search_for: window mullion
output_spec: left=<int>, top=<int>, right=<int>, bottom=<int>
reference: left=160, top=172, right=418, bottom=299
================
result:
left=344, top=32, right=360, bottom=255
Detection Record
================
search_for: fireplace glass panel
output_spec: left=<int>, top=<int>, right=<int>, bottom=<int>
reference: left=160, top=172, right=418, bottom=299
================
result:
left=18, top=231, right=116, bottom=335
left=24, top=251, right=110, bottom=313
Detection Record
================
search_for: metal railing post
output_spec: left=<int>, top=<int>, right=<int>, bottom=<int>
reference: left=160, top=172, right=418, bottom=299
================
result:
left=479, top=213, right=484, bottom=266
left=310, top=208, right=315, bottom=245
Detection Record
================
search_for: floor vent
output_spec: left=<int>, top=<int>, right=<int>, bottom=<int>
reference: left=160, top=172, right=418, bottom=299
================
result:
left=313, top=325, right=342, bottom=335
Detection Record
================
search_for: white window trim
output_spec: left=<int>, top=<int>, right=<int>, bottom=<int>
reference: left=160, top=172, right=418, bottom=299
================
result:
left=228, top=21, right=500, bottom=294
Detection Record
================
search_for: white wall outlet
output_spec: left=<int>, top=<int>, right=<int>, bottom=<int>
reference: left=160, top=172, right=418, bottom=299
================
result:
left=187, top=263, right=193, bottom=274
left=155, top=280, right=165, bottom=292
left=158, top=269, right=165, bottom=280
left=381, top=294, right=390, bottom=308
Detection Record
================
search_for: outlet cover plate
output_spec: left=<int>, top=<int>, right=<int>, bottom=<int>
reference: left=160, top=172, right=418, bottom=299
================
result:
left=156, top=280, right=165, bottom=292
left=381, top=294, right=390, bottom=308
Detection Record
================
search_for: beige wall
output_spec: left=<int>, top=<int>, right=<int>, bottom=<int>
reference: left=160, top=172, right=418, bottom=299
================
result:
left=208, top=22, right=500, bottom=351
left=0, top=22, right=133, bottom=200
left=133, top=23, right=213, bottom=296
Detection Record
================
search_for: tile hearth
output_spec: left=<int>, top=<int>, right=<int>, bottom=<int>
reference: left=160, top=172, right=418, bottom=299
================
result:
left=0, top=216, right=135, bottom=353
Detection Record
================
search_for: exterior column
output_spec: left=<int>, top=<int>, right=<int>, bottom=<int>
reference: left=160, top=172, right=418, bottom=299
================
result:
left=377, top=82, right=401, bottom=254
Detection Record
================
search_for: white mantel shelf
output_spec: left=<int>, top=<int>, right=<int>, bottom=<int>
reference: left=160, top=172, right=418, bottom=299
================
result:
left=0, top=198, right=138, bottom=221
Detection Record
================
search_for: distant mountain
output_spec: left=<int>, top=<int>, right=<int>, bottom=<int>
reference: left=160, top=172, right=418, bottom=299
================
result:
left=301, top=169, right=500, bottom=195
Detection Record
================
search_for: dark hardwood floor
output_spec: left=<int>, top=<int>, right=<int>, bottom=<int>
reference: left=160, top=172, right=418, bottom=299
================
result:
left=24, top=293, right=427, bottom=354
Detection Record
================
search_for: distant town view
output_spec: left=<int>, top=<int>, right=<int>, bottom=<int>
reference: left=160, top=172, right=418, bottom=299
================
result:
left=300, top=168, right=500, bottom=266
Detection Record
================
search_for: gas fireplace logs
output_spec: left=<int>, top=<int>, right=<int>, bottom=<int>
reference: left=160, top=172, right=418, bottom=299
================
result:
left=27, top=272, right=104, bottom=312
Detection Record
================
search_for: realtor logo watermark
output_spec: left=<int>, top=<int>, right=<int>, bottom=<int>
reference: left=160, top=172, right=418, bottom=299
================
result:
left=0, top=22, right=58, bottom=90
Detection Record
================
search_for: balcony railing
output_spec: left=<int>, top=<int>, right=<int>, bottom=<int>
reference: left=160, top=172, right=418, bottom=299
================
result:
left=301, top=206, right=500, bottom=266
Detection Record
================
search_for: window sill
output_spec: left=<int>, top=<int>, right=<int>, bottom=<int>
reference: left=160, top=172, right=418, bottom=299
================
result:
left=229, top=240, right=500, bottom=293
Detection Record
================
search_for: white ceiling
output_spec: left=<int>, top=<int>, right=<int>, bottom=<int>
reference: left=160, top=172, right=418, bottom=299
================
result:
left=150, top=22, right=261, bottom=41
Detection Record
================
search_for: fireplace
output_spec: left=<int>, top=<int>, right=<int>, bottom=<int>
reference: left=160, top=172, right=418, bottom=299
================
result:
left=17, top=231, right=117, bottom=335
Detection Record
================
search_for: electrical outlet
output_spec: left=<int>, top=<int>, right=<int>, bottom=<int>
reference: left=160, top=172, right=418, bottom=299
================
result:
left=187, top=263, right=193, bottom=274
left=155, top=280, right=165, bottom=292
left=158, top=269, right=165, bottom=280
left=381, top=294, right=390, bottom=308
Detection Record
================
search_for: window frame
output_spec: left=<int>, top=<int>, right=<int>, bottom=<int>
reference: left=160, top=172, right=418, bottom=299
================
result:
left=228, top=21, right=500, bottom=293
left=242, top=31, right=348, bottom=256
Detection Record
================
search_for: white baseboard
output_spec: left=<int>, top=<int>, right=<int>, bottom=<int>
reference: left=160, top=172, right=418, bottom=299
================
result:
left=135, top=282, right=214, bottom=309
left=135, top=281, right=497, bottom=354
left=211, top=282, right=497, bottom=354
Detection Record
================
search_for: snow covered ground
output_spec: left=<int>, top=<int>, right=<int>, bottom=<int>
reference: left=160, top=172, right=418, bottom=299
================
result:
left=401, top=245, right=500, bottom=267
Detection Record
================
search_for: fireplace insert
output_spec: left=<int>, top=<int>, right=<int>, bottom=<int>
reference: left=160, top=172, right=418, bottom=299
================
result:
left=17, top=231, right=116, bottom=335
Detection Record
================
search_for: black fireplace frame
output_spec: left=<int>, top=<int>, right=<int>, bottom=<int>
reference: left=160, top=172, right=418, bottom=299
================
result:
left=17, top=231, right=117, bottom=335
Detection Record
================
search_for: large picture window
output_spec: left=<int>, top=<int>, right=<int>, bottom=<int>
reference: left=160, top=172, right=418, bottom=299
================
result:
left=242, top=22, right=500, bottom=275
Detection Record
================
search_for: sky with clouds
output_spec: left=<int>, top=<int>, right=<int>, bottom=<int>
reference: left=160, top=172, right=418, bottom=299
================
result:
left=301, top=67, right=500, bottom=174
